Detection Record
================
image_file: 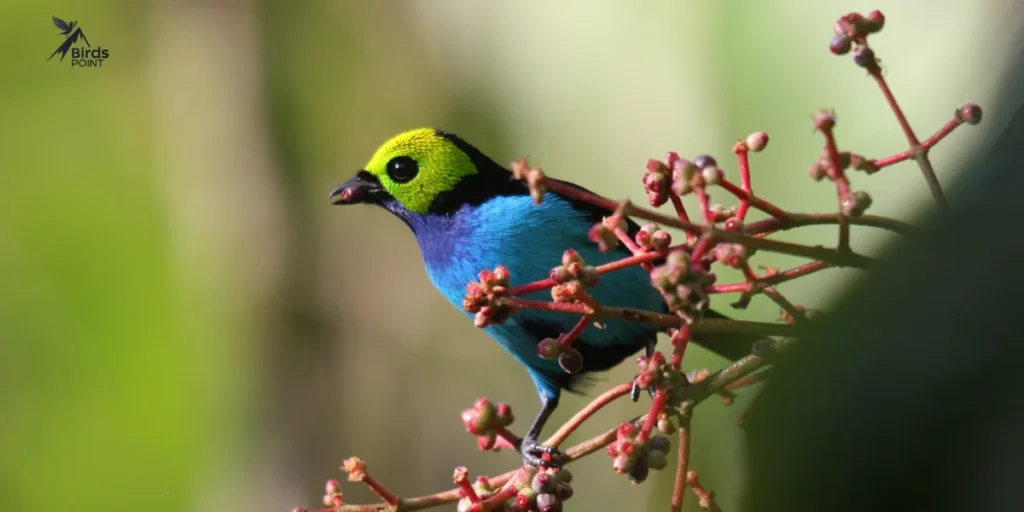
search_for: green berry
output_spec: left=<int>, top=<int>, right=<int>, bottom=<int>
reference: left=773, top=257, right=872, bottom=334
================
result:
left=646, top=450, right=668, bottom=470
left=536, top=338, right=560, bottom=360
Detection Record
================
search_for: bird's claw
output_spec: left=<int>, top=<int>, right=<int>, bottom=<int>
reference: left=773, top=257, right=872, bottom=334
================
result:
left=631, top=340, right=658, bottom=402
left=521, top=436, right=563, bottom=468
left=630, top=381, right=657, bottom=402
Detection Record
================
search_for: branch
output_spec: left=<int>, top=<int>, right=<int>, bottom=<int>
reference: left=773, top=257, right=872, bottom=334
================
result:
left=508, top=298, right=800, bottom=337
left=307, top=9, right=985, bottom=512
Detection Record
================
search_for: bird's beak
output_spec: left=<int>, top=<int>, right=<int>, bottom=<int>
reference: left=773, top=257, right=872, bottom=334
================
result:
left=329, top=171, right=385, bottom=205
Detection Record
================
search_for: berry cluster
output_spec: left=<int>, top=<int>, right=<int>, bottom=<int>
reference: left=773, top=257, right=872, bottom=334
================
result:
left=548, top=249, right=600, bottom=301
left=642, top=152, right=726, bottom=207
left=460, top=397, right=516, bottom=451
left=829, top=10, right=886, bottom=60
left=634, top=223, right=673, bottom=251
left=511, top=158, right=548, bottom=205
left=606, top=422, right=672, bottom=484
left=587, top=214, right=628, bottom=253
left=463, top=266, right=514, bottom=328
left=649, top=250, right=712, bottom=318
left=456, top=467, right=575, bottom=512
left=535, top=335, right=584, bottom=375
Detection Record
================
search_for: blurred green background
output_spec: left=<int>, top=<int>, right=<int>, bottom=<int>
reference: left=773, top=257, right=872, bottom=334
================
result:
left=1, top=1, right=1020, bottom=511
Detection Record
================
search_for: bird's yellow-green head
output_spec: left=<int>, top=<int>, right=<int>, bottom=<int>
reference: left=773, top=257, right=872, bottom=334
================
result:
left=330, top=128, right=512, bottom=216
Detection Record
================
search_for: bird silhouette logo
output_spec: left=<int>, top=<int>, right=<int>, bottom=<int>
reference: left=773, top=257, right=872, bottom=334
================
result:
left=48, top=16, right=90, bottom=62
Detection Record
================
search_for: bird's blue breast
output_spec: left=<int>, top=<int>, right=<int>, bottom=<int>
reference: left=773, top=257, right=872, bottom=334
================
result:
left=407, top=193, right=664, bottom=401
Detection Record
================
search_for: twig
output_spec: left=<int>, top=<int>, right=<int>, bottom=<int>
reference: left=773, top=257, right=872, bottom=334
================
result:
left=687, top=471, right=723, bottom=512
left=545, top=383, right=633, bottom=447
left=670, top=412, right=693, bottom=512
left=871, top=70, right=946, bottom=206
left=873, top=116, right=963, bottom=168
left=316, top=350, right=775, bottom=512
left=745, top=212, right=912, bottom=235
left=709, top=260, right=832, bottom=294
left=541, top=179, right=879, bottom=268
left=718, top=178, right=791, bottom=222
left=508, top=298, right=801, bottom=337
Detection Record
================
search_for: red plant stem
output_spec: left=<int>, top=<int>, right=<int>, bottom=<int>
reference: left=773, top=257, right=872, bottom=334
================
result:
left=695, top=188, right=711, bottom=224
left=745, top=212, right=911, bottom=236
left=543, top=177, right=878, bottom=267
left=871, top=69, right=946, bottom=206
left=509, top=297, right=800, bottom=336
left=690, top=235, right=714, bottom=263
left=567, top=416, right=644, bottom=460
left=709, top=283, right=747, bottom=294
left=873, top=152, right=912, bottom=168
left=637, top=389, right=669, bottom=444
left=559, top=315, right=591, bottom=350
left=545, top=382, right=633, bottom=447
left=740, top=263, right=758, bottom=281
left=596, top=250, right=666, bottom=275
left=542, top=178, right=621, bottom=213
left=453, top=468, right=481, bottom=505
left=670, top=415, right=693, bottom=512
left=689, top=475, right=723, bottom=512
left=614, top=227, right=654, bottom=272
left=491, top=426, right=521, bottom=450
left=509, top=278, right=556, bottom=297
left=670, top=324, right=692, bottom=370
left=512, top=299, right=593, bottom=315
left=517, top=248, right=832, bottom=303
left=615, top=227, right=642, bottom=253
left=480, top=482, right=519, bottom=512
left=733, top=149, right=752, bottom=221
left=718, top=178, right=791, bottom=222
left=873, top=71, right=920, bottom=146
left=709, top=260, right=831, bottom=293
left=735, top=264, right=806, bottom=321
left=764, top=287, right=806, bottom=322
left=819, top=123, right=852, bottom=251
left=360, top=474, right=399, bottom=507
left=511, top=249, right=671, bottom=298
left=669, top=194, right=693, bottom=224
left=873, top=117, right=963, bottom=168
left=575, top=290, right=601, bottom=311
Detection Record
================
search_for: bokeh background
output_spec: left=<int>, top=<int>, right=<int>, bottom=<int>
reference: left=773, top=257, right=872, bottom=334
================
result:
left=2, top=1, right=1022, bottom=511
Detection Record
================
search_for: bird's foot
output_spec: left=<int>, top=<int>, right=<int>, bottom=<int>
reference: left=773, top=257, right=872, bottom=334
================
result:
left=631, top=340, right=659, bottom=402
left=520, top=436, right=564, bottom=468
left=630, top=381, right=658, bottom=402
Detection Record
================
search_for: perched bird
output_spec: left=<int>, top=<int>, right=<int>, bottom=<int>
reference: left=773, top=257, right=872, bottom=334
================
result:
left=330, top=128, right=760, bottom=467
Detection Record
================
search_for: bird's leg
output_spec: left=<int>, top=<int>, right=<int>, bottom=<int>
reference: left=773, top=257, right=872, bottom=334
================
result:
left=520, top=398, right=564, bottom=468
left=631, top=340, right=659, bottom=402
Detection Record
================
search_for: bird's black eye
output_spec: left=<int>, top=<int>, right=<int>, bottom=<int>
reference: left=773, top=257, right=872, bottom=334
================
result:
left=386, top=156, right=419, bottom=183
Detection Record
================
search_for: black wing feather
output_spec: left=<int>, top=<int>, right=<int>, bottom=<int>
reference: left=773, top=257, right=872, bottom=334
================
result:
left=52, top=16, right=70, bottom=32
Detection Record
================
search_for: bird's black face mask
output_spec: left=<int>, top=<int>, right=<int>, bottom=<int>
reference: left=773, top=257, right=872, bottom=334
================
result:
left=329, top=171, right=386, bottom=205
